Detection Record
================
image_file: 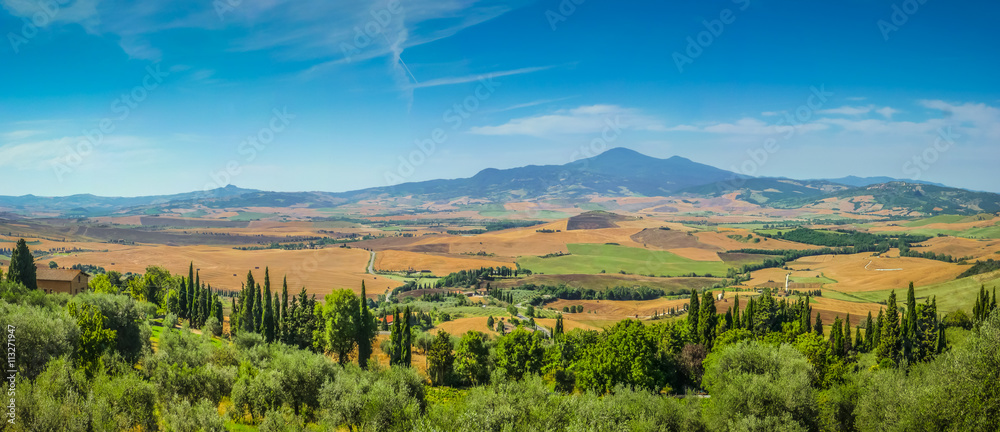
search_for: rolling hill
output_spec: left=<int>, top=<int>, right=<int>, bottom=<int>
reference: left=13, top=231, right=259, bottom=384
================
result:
left=3, top=148, right=997, bottom=218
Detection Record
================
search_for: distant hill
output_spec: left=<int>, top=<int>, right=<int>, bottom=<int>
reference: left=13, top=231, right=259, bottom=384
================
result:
left=2, top=149, right=997, bottom=217
left=332, top=147, right=746, bottom=201
left=676, top=177, right=851, bottom=205
left=819, top=176, right=947, bottom=188
left=765, top=182, right=1000, bottom=215
left=0, top=185, right=257, bottom=217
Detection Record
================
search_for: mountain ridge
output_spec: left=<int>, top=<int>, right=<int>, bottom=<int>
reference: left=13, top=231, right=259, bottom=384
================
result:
left=2, top=148, right=996, bottom=217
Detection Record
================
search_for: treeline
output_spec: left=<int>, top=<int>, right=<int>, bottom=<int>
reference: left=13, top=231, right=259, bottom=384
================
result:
left=958, top=258, right=1000, bottom=278
left=897, top=241, right=970, bottom=263
left=434, top=266, right=518, bottom=288
left=512, top=283, right=669, bottom=302
left=761, top=227, right=930, bottom=252
left=164, top=263, right=225, bottom=333
left=229, top=268, right=327, bottom=352
left=233, top=235, right=369, bottom=251
left=447, top=220, right=545, bottom=235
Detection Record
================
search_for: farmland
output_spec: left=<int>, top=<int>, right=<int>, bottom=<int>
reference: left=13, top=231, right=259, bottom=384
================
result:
left=517, top=243, right=732, bottom=277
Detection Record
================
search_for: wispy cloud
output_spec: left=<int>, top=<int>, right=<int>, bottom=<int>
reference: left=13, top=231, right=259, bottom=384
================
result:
left=409, top=65, right=555, bottom=90
left=0, top=130, right=43, bottom=141
left=496, top=96, right=577, bottom=112
left=817, top=105, right=875, bottom=116
left=666, top=117, right=828, bottom=135
left=469, top=105, right=667, bottom=137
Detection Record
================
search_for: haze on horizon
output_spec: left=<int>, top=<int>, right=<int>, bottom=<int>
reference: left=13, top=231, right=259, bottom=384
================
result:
left=1, top=0, right=998, bottom=197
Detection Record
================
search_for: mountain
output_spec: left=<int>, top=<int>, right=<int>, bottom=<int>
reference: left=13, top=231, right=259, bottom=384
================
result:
left=820, top=176, right=947, bottom=188
left=333, top=147, right=745, bottom=201
left=676, top=177, right=852, bottom=205
left=815, top=182, right=1000, bottom=215
left=0, top=185, right=257, bottom=216
left=3, top=149, right=997, bottom=217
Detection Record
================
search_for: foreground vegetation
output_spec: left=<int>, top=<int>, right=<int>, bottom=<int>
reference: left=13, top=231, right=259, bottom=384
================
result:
left=2, top=238, right=999, bottom=431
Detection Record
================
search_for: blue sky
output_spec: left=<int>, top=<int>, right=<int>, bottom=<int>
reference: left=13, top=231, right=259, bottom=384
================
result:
left=1, top=0, right=998, bottom=196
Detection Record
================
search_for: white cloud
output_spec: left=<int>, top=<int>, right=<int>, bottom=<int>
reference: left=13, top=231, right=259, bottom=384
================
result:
left=495, top=97, right=575, bottom=113
left=817, top=105, right=875, bottom=116
left=409, top=65, right=554, bottom=89
left=468, top=105, right=667, bottom=137
left=666, top=117, right=828, bottom=135
left=875, top=107, right=899, bottom=119
left=0, top=130, right=42, bottom=141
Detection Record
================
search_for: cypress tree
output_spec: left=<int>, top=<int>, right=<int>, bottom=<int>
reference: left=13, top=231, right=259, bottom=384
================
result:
left=243, top=273, right=256, bottom=332
left=390, top=308, right=401, bottom=365
left=855, top=327, right=864, bottom=353
left=733, top=294, right=741, bottom=328
left=829, top=317, right=844, bottom=356
left=281, top=276, right=289, bottom=340
left=7, top=239, right=37, bottom=290
left=201, top=281, right=209, bottom=326
left=903, top=282, right=917, bottom=362
left=802, top=296, right=812, bottom=334
left=863, top=312, right=874, bottom=352
left=844, top=314, right=852, bottom=354
left=698, top=291, right=717, bottom=348
left=688, top=290, right=700, bottom=330
left=178, top=277, right=188, bottom=320
left=877, top=290, right=902, bottom=366
left=872, top=309, right=883, bottom=352
left=402, top=306, right=412, bottom=366
left=230, top=297, right=239, bottom=336
left=253, top=283, right=263, bottom=333
left=215, top=294, right=224, bottom=325
left=357, top=281, right=375, bottom=369
left=814, top=312, right=823, bottom=336
left=187, top=263, right=195, bottom=319
left=262, top=269, right=274, bottom=341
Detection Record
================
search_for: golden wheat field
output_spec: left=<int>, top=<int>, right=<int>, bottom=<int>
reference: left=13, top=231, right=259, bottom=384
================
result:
left=47, top=244, right=398, bottom=297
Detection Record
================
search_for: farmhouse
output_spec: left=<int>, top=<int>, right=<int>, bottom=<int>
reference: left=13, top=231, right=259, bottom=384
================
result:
left=36, top=267, right=89, bottom=295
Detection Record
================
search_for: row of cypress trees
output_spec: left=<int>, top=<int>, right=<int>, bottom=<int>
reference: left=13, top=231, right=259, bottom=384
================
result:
left=230, top=267, right=311, bottom=346
left=171, top=262, right=224, bottom=329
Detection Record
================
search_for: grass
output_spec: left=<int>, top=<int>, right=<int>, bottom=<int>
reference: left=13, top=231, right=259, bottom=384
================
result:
left=478, top=210, right=570, bottom=219
left=228, top=212, right=275, bottom=221
left=904, top=214, right=967, bottom=227
left=180, top=209, right=207, bottom=218
left=517, top=243, right=732, bottom=277
left=821, top=269, right=1000, bottom=314
left=880, top=223, right=1000, bottom=239
left=790, top=275, right=837, bottom=284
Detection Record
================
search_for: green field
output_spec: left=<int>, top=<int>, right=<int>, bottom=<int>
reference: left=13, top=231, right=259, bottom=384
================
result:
left=517, top=243, right=731, bottom=277
left=479, top=210, right=570, bottom=219
left=180, top=209, right=207, bottom=218
left=881, top=222, right=1000, bottom=240
left=790, top=275, right=837, bottom=284
left=821, top=269, right=1000, bottom=314
left=227, top=211, right=275, bottom=221
left=904, top=214, right=967, bottom=227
